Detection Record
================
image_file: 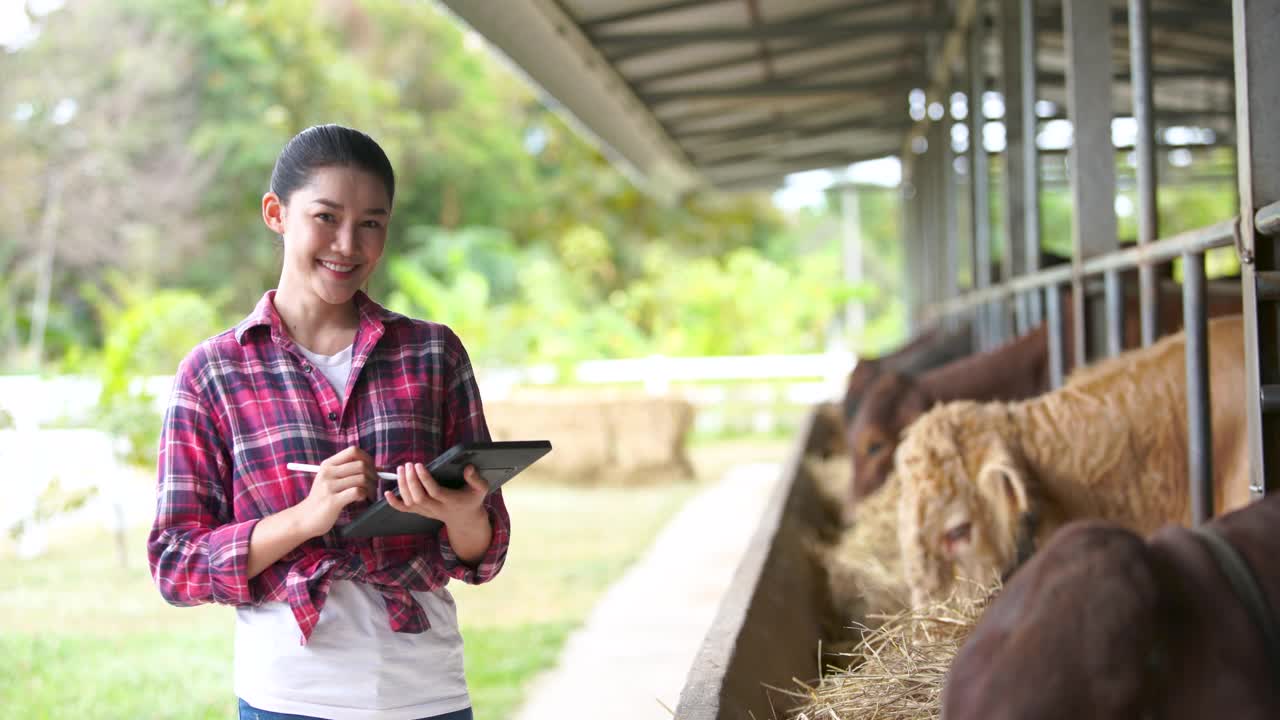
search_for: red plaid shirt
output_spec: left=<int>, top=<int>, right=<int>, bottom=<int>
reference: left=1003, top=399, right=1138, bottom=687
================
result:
left=147, top=290, right=509, bottom=643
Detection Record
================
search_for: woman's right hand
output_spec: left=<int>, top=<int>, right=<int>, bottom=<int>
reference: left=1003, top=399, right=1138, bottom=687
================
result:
left=294, top=446, right=377, bottom=539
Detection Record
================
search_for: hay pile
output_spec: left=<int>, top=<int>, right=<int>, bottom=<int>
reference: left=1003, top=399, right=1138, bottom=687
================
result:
left=784, top=590, right=992, bottom=720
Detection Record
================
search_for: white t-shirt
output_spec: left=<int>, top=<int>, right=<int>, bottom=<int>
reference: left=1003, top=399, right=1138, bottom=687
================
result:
left=234, top=343, right=471, bottom=719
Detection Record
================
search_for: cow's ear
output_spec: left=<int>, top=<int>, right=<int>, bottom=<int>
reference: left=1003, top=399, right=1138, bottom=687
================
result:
left=976, top=459, right=1031, bottom=553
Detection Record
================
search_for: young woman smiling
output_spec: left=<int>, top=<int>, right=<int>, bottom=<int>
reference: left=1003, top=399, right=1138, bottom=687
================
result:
left=148, top=125, right=507, bottom=720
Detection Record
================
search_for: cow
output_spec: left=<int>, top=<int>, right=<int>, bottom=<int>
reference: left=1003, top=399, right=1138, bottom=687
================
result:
left=894, top=316, right=1249, bottom=610
left=942, top=490, right=1280, bottom=720
left=844, top=280, right=1243, bottom=518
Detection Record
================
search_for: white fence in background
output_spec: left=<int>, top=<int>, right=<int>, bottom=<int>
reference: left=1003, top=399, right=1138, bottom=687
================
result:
left=0, top=352, right=855, bottom=556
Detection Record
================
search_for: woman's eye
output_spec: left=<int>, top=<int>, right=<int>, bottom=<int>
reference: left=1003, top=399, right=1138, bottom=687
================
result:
left=360, top=220, right=383, bottom=229
left=316, top=212, right=336, bottom=223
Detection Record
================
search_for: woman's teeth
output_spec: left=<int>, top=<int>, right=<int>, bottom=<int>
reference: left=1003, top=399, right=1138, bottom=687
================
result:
left=319, top=260, right=356, bottom=273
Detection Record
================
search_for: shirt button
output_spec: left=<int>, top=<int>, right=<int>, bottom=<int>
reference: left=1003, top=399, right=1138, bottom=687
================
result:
left=302, top=363, right=313, bottom=373
left=328, top=411, right=338, bottom=422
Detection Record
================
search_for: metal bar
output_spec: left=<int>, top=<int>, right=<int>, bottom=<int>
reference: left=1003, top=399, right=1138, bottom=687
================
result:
left=1105, top=269, right=1125, bottom=356
left=1256, top=271, right=1280, bottom=302
left=1183, top=251, right=1213, bottom=524
left=1257, top=201, right=1280, bottom=236
left=1046, top=285, right=1065, bottom=389
left=1002, top=0, right=1028, bottom=335
left=580, top=0, right=735, bottom=30
left=1020, top=0, right=1042, bottom=328
left=969, top=14, right=993, bottom=350
left=642, top=74, right=926, bottom=103
left=929, top=219, right=1236, bottom=316
left=1064, top=0, right=1120, bottom=365
left=598, top=18, right=949, bottom=61
left=1233, top=0, right=1280, bottom=500
left=1130, top=0, right=1161, bottom=348
left=944, top=111, right=961, bottom=305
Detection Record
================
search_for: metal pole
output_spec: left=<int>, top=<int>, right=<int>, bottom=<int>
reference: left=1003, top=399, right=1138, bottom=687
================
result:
left=1002, top=0, right=1029, bottom=335
left=841, top=186, right=866, bottom=341
left=1064, top=0, right=1119, bottom=366
left=1129, top=0, right=1160, bottom=347
left=969, top=10, right=993, bottom=350
left=1233, top=0, right=1280, bottom=499
left=1046, top=284, right=1065, bottom=389
left=1105, top=269, right=1126, bottom=356
left=1020, top=0, right=1042, bottom=328
left=1183, top=251, right=1212, bottom=524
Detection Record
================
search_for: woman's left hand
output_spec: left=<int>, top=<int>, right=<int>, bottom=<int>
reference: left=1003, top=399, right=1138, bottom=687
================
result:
left=386, top=462, right=488, bottom=529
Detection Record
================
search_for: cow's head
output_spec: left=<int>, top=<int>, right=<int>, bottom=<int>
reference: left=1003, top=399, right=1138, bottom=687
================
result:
left=841, top=358, right=882, bottom=426
left=847, top=371, right=936, bottom=511
left=895, top=401, right=1045, bottom=609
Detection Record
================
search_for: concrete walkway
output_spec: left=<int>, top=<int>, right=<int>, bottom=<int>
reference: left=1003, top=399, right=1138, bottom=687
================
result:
left=513, top=461, right=783, bottom=720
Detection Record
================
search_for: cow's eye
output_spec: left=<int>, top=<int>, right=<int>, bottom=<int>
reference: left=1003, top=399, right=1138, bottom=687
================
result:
left=944, top=522, right=972, bottom=546
left=866, top=441, right=883, bottom=456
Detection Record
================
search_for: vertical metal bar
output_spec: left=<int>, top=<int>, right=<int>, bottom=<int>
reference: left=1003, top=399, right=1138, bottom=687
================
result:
left=1020, top=0, right=1042, bottom=328
left=1234, top=0, right=1280, bottom=499
left=1183, top=251, right=1213, bottom=524
left=1105, top=269, right=1125, bottom=356
left=969, top=11, right=993, bottom=350
left=1064, top=0, right=1119, bottom=365
left=1129, top=0, right=1160, bottom=347
left=933, top=117, right=951, bottom=314
left=1046, top=284, right=1065, bottom=389
left=902, top=170, right=921, bottom=335
left=1000, top=0, right=1027, bottom=337
left=944, top=113, right=961, bottom=306
left=840, top=186, right=866, bottom=340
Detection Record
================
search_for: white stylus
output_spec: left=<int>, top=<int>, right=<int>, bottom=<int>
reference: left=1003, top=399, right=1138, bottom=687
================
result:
left=286, top=462, right=400, bottom=483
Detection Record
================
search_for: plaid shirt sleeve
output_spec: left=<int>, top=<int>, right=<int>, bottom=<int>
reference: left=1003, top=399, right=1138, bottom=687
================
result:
left=147, top=354, right=259, bottom=607
left=436, top=328, right=510, bottom=585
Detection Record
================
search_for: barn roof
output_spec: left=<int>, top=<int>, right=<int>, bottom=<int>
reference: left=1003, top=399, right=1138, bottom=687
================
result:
left=437, top=0, right=1235, bottom=193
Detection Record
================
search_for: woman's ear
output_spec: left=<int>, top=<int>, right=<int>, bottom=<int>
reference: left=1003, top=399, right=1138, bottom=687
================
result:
left=262, top=191, right=286, bottom=235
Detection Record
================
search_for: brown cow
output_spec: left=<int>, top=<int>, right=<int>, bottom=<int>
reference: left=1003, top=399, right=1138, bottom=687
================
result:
left=840, top=323, right=975, bottom=424
left=894, top=316, right=1250, bottom=610
left=942, top=492, right=1280, bottom=720
left=844, top=280, right=1243, bottom=516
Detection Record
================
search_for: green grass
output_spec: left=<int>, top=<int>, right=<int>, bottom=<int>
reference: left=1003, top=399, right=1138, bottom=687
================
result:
left=0, top=481, right=706, bottom=720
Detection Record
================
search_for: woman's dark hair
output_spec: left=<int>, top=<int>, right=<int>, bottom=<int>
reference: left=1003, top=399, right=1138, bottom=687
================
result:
left=269, top=124, right=395, bottom=206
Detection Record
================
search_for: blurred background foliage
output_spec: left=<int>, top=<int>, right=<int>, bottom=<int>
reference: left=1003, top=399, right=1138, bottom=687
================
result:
left=0, top=0, right=879, bottom=388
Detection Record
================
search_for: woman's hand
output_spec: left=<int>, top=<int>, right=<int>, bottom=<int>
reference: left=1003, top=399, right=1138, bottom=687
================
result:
left=386, top=462, right=488, bottom=528
left=294, top=446, right=377, bottom=539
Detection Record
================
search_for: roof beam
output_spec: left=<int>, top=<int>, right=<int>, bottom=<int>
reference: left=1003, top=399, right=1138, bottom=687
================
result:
left=600, top=17, right=948, bottom=62
left=641, top=73, right=926, bottom=104
left=580, top=0, right=738, bottom=32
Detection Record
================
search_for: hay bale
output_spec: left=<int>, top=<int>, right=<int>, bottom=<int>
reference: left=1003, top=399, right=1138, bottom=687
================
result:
left=826, top=472, right=909, bottom=621
left=484, top=391, right=695, bottom=485
left=785, top=590, right=992, bottom=720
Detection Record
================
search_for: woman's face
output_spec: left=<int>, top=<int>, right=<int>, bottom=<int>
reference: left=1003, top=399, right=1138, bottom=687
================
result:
left=263, top=165, right=391, bottom=307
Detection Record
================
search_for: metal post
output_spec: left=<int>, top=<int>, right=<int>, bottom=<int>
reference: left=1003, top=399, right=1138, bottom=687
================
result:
left=1019, top=0, right=1042, bottom=328
left=1233, top=0, right=1280, bottom=499
left=1000, top=0, right=1029, bottom=336
left=1105, top=269, right=1125, bottom=356
left=1183, top=251, right=1212, bottom=524
left=1046, top=283, right=1065, bottom=389
left=902, top=167, right=922, bottom=335
left=1064, top=0, right=1119, bottom=366
left=969, top=10, right=993, bottom=350
left=1129, top=0, right=1160, bottom=347
left=840, top=186, right=866, bottom=341
left=944, top=109, right=961, bottom=306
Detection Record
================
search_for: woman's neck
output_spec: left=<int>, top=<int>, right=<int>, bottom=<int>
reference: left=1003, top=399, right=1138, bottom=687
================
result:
left=272, top=283, right=359, bottom=355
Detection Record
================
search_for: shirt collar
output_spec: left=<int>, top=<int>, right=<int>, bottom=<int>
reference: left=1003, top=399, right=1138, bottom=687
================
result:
left=234, top=289, right=399, bottom=346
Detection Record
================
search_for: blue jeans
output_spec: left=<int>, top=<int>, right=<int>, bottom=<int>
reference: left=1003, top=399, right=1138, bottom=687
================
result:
left=237, top=698, right=473, bottom=720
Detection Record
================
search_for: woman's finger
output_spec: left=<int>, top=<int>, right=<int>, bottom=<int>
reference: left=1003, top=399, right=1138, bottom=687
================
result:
left=401, top=464, right=426, bottom=505
left=416, top=463, right=444, bottom=500
left=463, top=465, right=487, bottom=493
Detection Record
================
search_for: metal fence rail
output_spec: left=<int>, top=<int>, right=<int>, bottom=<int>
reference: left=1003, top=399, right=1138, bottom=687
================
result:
left=919, top=200, right=1280, bottom=526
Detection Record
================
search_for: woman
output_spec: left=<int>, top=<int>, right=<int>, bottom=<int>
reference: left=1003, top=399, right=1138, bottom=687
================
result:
left=147, top=124, right=508, bottom=720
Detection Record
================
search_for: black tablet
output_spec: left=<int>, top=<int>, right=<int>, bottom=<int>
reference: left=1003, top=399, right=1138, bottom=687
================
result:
left=339, top=440, right=552, bottom=539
